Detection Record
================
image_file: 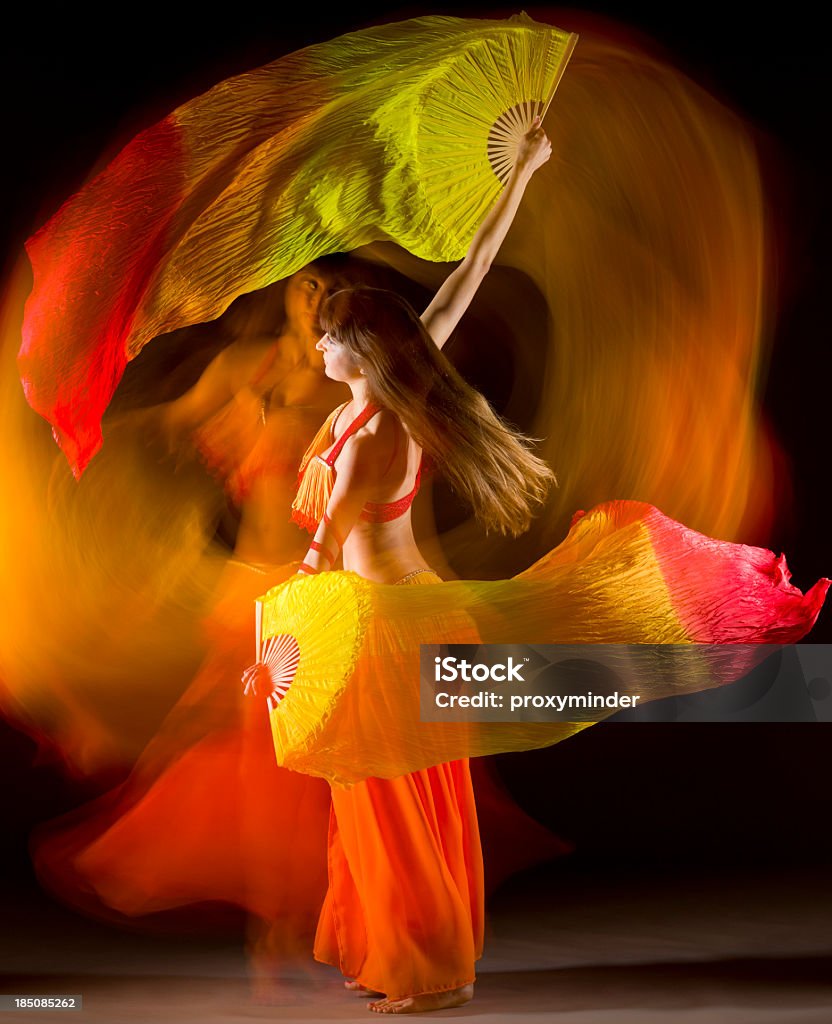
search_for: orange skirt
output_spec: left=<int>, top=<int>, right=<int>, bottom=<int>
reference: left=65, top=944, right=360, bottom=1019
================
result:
left=313, top=570, right=484, bottom=999
left=314, top=759, right=484, bottom=998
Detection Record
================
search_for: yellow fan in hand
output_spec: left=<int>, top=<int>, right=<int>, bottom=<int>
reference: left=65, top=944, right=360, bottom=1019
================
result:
left=252, top=573, right=372, bottom=769
left=22, top=12, right=577, bottom=477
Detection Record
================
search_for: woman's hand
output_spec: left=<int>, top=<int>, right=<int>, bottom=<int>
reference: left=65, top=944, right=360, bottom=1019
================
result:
left=420, top=116, right=552, bottom=349
left=242, top=662, right=284, bottom=711
left=515, top=116, right=552, bottom=176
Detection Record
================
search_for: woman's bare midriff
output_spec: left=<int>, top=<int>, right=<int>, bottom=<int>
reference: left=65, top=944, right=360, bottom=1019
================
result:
left=342, top=514, right=432, bottom=584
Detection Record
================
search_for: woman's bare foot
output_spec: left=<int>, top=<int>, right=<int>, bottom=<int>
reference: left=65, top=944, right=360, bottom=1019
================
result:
left=344, top=978, right=384, bottom=996
left=368, top=983, right=474, bottom=1013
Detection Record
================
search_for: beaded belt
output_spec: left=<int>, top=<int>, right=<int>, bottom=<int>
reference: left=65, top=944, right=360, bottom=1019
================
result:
left=394, top=569, right=439, bottom=585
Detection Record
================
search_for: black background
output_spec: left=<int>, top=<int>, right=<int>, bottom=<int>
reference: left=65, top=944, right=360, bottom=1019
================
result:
left=1, top=3, right=830, bottom=897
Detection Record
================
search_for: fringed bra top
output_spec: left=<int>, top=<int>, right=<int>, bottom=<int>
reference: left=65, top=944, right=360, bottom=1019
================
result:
left=290, top=402, right=422, bottom=534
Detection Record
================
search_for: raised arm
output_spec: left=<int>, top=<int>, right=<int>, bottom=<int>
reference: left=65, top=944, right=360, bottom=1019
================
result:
left=420, top=117, right=553, bottom=349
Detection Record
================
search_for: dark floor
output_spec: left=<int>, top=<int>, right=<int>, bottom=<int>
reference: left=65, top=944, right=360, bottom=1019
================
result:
left=2, top=861, right=832, bottom=1023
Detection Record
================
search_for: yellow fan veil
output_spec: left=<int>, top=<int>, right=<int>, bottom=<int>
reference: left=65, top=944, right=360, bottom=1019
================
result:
left=20, top=13, right=576, bottom=476
left=260, top=503, right=829, bottom=788
left=0, top=20, right=813, bottom=936
left=1, top=22, right=788, bottom=781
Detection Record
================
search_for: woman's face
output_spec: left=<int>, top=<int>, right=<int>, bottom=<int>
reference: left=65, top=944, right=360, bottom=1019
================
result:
left=315, top=331, right=363, bottom=382
left=283, top=266, right=336, bottom=335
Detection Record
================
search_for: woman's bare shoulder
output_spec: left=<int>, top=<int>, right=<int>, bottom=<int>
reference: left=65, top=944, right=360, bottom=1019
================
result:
left=363, top=407, right=405, bottom=442
left=349, top=407, right=409, bottom=470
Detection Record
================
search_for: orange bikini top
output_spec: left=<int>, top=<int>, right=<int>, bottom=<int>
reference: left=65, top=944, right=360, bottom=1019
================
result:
left=290, top=402, right=422, bottom=534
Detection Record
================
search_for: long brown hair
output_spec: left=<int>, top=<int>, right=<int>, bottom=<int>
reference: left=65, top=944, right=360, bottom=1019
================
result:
left=320, top=287, right=555, bottom=536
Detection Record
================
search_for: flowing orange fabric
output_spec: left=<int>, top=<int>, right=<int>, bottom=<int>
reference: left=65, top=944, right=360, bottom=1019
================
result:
left=30, top=562, right=330, bottom=958
left=313, top=572, right=483, bottom=1000
left=29, top=558, right=564, bottom=956
left=0, top=14, right=817, bottom=980
left=259, top=501, right=829, bottom=786
left=3, top=25, right=785, bottom=776
left=19, top=275, right=565, bottom=950
left=19, top=14, right=574, bottom=478
left=315, top=762, right=483, bottom=998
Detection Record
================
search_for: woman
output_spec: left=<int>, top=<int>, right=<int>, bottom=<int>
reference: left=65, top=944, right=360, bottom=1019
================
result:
left=246, top=282, right=830, bottom=1013
left=31, top=257, right=352, bottom=979
left=242, top=134, right=829, bottom=1010
left=31, top=121, right=561, bottom=995
left=155, top=256, right=350, bottom=567
left=299, top=289, right=555, bottom=1013
left=241, top=122, right=556, bottom=1013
